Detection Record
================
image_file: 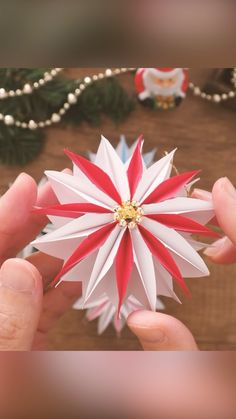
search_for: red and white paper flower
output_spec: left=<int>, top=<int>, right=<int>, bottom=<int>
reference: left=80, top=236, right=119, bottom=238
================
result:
left=74, top=295, right=165, bottom=335
left=33, top=136, right=217, bottom=312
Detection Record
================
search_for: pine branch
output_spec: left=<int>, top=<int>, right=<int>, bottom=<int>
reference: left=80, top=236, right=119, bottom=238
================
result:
left=0, top=126, right=44, bottom=166
left=0, top=69, right=135, bottom=166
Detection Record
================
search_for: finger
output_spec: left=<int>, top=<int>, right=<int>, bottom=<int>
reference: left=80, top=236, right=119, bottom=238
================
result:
left=211, top=177, right=236, bottom=245
left=204, top=236, right=236, bottom=264
left=26, top=252, right=63, bottom=289
left=0, top=173, right=57, bottom=263
left=192, top=188, right=212, bottom=201
left=203, top=177, right=236, bottom=262
left=36, top=281, right=82, bottom=335
left=0, top=174, right=37, bottom=262
left=0, top=258, right=43, bottom=350
left=127, top=310, right=198, bottom=351
left=192, top=188, right=218, bottom=226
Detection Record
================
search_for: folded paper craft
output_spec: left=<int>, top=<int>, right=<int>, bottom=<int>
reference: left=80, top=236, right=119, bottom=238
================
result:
left=74, top=295, right=165, bottom=335
left=32, top=135, right=217, bottom=316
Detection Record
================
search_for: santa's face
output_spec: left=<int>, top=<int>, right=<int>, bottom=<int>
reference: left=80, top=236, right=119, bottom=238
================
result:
left=144, top=69, right=184, bottom=97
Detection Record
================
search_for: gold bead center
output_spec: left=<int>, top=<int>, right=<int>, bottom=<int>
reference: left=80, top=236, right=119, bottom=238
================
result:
left=114, top=201, right=144, bottom=229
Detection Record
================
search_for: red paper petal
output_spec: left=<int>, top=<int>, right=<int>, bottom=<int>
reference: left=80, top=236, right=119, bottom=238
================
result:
left=127, top=135, right=143, bottom=198
left=64, top=149, right=121, bottom=204
left=115, top=228, right=134, bottom=312
left=52, top=222, right=116, bottom=286
left=143, top=170, right=201, bottom=204
left=33, top=203, right=112, bottom=218
left=138, top=224, right=190, bottom=296
left=146, top=213, right=219, bottom=238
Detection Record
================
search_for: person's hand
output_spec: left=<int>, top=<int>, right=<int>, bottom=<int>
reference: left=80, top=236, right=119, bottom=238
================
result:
left=0, top=173, right=82, bottom=350
left=128, top=177, right=236, bottom=350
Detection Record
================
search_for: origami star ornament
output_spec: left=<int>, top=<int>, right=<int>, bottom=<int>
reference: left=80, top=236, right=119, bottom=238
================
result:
left=33, top=136, right=218, bottom=312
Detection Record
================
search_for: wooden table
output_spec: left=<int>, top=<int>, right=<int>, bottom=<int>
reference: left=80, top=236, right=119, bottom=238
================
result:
left=1, top=69, right=236, bottom=350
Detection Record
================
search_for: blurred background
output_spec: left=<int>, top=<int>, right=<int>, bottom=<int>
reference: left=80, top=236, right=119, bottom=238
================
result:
left=0, top=352, right=236, bottom=418
left=1, top=68, right=236, bottom=350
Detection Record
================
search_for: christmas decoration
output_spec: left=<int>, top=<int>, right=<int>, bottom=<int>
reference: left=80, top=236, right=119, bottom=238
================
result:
left=0, top=68, right=134, bottom=165
left=135, top=68, right=189, bottom=110
left=74, top=295, right=165, bottom=335
left=32, top=135, right=218, bottom=317
left=1, top=68, right=236, bottom=166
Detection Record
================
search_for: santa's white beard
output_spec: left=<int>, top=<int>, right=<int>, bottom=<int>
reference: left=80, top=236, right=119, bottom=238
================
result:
left=144, top=73, right=184, bottom=98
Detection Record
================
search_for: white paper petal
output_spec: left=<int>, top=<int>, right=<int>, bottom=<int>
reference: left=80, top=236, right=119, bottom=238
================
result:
left=182, top=210, right=214, bottom=225
left=60, top=251, right=98, bottom=283
left=126, top=266, right=151, bottom=309
left=143, top=197, right=214, bottom=216
left=84, top=225, right=125, bottom=302
left=47, top=215, right=74, bottom=228
left=45, top=170, right=116, bottom=209
left=131, top=228, right=157, bottom=311
left=34, top=237, right=83, bottom=260
left=95, top=136, right=130, bottom=201
left=73, top=294, right=108, bottom=310
left=156, top=297, right=165, bottom=310
left=142, top=217, right=209, bottom=276
left=34, top=213, right=113, bottom=244
left=32, top=214, right=113, bottom=259
left=180, top=233, right=209, bottom=251
left=133, top=149, right=176, bottom=203
left=83, top=268, right=118, bottom=307
left=153, top=260, right=181, bottom=303
left=143, top=149, right=157, bottom=167
left=87, top=301, right=111, bottom=321
left=87, top=152, right=96, bottom=163
left=98, top=305, right=116, bottom=334
left=169, top=250, right=208, bottom=278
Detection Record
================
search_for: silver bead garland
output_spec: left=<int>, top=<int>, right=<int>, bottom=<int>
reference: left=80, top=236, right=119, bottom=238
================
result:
left=0, top=67, right=235, bottom=131
left=0, top=68, right=63, bottom=100
left=189, top=68, right=236, bottom=103
left=0, top=68, right=134, bottom=130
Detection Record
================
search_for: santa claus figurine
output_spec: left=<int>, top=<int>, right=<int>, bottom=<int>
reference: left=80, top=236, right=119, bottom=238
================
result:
left=135, top=68, right=189, bottom=110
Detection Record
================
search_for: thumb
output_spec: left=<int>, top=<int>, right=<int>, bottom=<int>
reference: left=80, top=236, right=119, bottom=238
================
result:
left=211, top=177, right=236, bottom=245
left=0, top=259, right=43, bottom=350
left=127, top=310, right=198, bottom=351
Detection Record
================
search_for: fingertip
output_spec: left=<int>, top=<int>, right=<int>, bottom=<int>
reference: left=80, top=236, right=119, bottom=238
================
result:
left=192, top=188, right=212, bottom=201
left=13, top=172, right=37, bottom=195
left=212, top=178, right=236, bottom=246
left=128, top=310, right=198, bottom=351
left=212, top=177, right=236, bottom=201
left=2, top=173, right=37, bottom=211
left=0, top=258, right=43, bottom=295
left=204, top=237, right=236, bottom=264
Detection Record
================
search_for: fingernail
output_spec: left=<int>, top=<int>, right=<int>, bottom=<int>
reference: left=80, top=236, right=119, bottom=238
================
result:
left=0, top=259, right=37, bottom=294
left=193, top=188, right=212, bottom=200
left=204, top=236, right=227, bottom=256
left=222, top=177, right=236, bottom=199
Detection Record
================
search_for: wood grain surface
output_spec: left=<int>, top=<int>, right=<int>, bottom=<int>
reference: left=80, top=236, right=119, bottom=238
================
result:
left=1, top=68, right=236, bottom=350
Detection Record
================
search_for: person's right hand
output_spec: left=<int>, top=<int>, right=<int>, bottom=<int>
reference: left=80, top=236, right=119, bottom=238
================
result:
left=194, top=176, right=236, bottom=264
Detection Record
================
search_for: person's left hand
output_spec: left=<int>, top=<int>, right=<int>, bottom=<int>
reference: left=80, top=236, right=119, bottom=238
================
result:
left=0, top=173, right=82, bottom=350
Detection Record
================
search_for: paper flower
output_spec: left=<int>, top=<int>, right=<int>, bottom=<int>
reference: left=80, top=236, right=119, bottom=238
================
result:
left=74, top=295, right=165, bottom=335
left=33, top=135, right=217, bottom=312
